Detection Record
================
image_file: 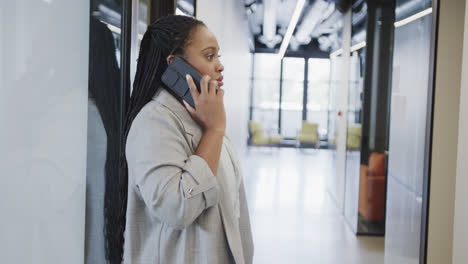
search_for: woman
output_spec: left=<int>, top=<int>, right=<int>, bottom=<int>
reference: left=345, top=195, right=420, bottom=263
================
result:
left=104, top=15, right=254, bottom=264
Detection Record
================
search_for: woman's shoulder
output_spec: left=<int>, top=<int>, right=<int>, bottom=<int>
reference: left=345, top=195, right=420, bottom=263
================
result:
left=127, top=100, right=187, bottom=147
left=133, top=100, right=184, bottom=130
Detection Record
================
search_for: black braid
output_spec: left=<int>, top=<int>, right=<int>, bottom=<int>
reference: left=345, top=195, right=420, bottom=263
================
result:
left=103, top=15, right=205, bottom=264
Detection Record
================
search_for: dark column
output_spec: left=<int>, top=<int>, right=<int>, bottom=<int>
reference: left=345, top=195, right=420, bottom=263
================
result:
left=303, top=59, right=308, bottom=121
left=278, top=59, right=284, bottom=135
left=249, top=55, right=255, bottom=121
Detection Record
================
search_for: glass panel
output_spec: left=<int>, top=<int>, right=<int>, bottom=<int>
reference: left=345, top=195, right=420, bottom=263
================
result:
left=253, top=79, right=280, bottom=109
left=307, top=58, right=331, bottom=139
left=130, top=0, right=150, bottom=88
left=252, top=53, right=281, bottom=134
left=325, top=10, right=346, bottom=213
left=254, top=53, right=282, bottom=79
left=385, top=7, right=433, bottom=264
left=344, top=50, right=363, bottom=233
left=328, top=55, right=345, bottom=149
left=327, top=53, right=345, bottom=210
left=281, top=58, right=304, bottom=138
left=343, top=2, right=367, bottom=234
left=176, top=0, right=196, bottom=16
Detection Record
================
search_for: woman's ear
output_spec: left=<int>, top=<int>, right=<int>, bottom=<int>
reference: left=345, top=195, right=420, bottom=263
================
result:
left=167, top=55, right=175, bottom=65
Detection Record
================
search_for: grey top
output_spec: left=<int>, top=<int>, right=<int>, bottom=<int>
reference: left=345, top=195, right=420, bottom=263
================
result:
left=123, top=88, right=254, bottom=264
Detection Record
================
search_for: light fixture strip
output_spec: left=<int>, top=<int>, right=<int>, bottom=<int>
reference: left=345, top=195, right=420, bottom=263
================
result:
left=350, top=41, right=366, bottom=52
left=394, top=7, right=433, bottom=28
left=99, top=20, right=121, bottom=35
left=278, top=0, right=306, bottom=58
left=330, top=48, right=343, bottom=58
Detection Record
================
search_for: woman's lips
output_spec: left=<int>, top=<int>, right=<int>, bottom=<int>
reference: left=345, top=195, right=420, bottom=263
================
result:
left=217, top=77, right=224, bottom=87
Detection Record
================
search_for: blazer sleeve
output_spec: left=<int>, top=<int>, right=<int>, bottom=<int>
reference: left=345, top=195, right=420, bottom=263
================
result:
left=126, top=105, right=220, bottom=230
left=238, top=180, right=254, bottom=263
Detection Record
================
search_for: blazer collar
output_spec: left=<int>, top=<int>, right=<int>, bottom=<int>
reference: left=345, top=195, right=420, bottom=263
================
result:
left=152, top=88, right=202, bottom=137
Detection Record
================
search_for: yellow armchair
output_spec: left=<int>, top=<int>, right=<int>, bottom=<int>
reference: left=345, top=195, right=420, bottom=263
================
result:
left=248, top=121, right=282, bottom=146
left=296, top=121, right=319, bottom=147
left=347, top=123, right=361, bottom=149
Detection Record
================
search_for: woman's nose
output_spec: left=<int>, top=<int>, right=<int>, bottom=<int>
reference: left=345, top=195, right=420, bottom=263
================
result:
left=218, top=62, right=224, bottom=73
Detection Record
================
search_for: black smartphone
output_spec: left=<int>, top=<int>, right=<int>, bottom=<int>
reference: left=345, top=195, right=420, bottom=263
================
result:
left=161, top=56, right=202, bottom=108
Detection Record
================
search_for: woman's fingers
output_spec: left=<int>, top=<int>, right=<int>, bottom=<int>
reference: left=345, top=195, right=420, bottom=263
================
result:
left=209, top=80, right=218, bottom=96
left=200, top=75, right=211, bottom=96
left=183, top=75, right=226, bottom=133
left=183, top=100, right=196, bottom=116
left=217, top=88, right=225, bottom=99
left=186, top=75, right=200, bottom=102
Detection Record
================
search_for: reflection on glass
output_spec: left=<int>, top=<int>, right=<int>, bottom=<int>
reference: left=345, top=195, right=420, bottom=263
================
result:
left=176, top=0, right=196, bottom=16
left=85, top=1, right=122, bottom=263
left=281, top=58, right=304, bottom=138
left=130, top=0, right=150, bottom=88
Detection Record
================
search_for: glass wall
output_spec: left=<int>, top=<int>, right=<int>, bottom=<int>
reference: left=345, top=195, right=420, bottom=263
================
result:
left=344, top=1, right=367, bottom=234
left=343, top=50, right=364, bottom=233
left=327, top=10, right=346, bottom=211
left=385, top=0, right=434, bottom=262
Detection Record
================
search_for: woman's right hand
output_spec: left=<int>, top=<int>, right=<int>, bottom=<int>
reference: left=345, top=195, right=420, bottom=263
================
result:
left=184, top=74, right=226, bottom=135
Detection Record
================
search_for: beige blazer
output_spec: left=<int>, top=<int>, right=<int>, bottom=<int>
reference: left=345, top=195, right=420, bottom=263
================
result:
left=123, top=88, right=254, bottom=264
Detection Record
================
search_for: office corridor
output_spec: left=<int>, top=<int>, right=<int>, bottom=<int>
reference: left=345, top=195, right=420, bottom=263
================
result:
left=241, top=148, right=384, bottom=264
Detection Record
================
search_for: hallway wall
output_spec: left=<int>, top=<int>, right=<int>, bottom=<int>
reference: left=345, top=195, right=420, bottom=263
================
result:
left=196, top=0, right=252, bottom=155
left=0, top=1, right=90, bottom=263
left=427, top=0, right=465, bottom=263
left=452, top=0, right=468, bottom=262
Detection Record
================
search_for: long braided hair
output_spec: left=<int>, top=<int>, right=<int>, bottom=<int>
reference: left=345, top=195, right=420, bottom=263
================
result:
left=104, top=15, right=205, bottom=263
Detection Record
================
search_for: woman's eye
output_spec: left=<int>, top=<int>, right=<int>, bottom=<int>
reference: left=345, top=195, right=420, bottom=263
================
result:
left=206, top=54, right=221, bottom=61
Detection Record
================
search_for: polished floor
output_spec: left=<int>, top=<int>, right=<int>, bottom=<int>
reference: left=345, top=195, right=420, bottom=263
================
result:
left=240, top=147, right=385, bottom=264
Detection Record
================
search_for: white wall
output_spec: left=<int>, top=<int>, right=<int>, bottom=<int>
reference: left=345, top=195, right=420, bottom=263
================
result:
left=196, top=0, right=252, bottom=156
left=0, top=1, right=89, bottom=263
left=427, top=0, right=465, bottom=263
left=452, top=1, right=468, bottom=263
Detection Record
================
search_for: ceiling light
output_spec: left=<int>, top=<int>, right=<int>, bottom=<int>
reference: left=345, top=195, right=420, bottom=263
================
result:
left=394, top=7, right=432, bottom=28
left=350, top=41, right=366, bottom=52
left=330, top=48, right=343, bottom=58
left=278, top=0, right=306, bottom=58
left=99, top=20, right=121, bottom=35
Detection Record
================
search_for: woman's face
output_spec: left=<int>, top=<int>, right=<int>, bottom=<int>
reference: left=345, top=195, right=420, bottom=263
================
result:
left=169, top=25, right=225, bottom=87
